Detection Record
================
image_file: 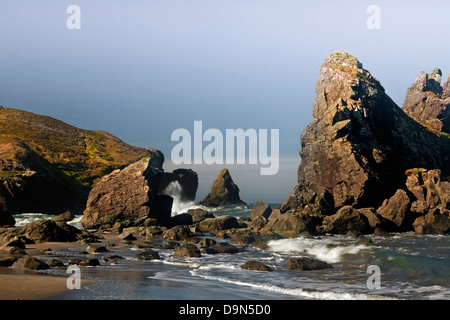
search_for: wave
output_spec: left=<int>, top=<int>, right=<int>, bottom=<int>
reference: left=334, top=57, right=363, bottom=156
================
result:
left=161, top=180, right=250, bottom=217
left=189, top=270, right=392, bottom=300
left=267, top=236, right=370, bottom=263
left=13, top=213, right=84, bottom=229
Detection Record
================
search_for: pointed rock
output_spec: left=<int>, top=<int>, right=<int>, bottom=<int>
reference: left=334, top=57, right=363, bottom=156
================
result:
left=282, top=51, right=450, bottom=220
left=199, top=169, right=247, bottom=207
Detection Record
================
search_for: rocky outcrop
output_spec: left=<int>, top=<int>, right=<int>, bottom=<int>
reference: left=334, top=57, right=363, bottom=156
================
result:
left=158, top=169, right=198, bottom=203
left=403, top=69, right=450, bottom=133
left=199, top=169, right=247, bottom=207
left=0, top=210, right=15, bottom=228
left=0, top=145, right=88, bottom=217
left=81, top=151, right=172, bottom=229
left=0, top=219, right=83, bottom=243
left=286, top=257, right=333, bottom=271
left=250, top=200, right=272, bottom=220
left=0, top=107, right=155, bottom=216
left=281, top=51, right=450, bottom=223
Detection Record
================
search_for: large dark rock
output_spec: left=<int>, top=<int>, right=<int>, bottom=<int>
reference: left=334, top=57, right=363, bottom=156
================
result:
left=81, top=151, right=170, bottom=229
left=0, top=210, right=15, bottom=228
left=403, top=69, right=450, bottom=133
left=159, top=169, right=198, bottom=203
left=199, top=169, right=247, bottom=207
left=286, top=257, right=333, bottom=271
left=281, top=51, right=450, bottom=225
left=241, top=260, right=272, bottom=272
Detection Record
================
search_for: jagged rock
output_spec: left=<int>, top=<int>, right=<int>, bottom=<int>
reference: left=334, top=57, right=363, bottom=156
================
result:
left=159, top=169, right=198, bottom=203
left=286, top=257, right=333, bottom=271
left=199, top=169, right=247, bottom=207
left=403, top=69, right=450, bottom=133
left=241, top=261, right=272, bottom=272
left=82, top=152, right=170, bottom=229
left=281, top=51, right=450, bottom=226
left=405, top=169, right=450, bottom=214
left=377, top=189, right=413, bottom=231
left=250, top=200, right=272, bottom=220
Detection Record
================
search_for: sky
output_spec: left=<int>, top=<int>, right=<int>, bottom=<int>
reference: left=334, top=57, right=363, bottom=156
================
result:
left=0, top=0, right=449, bottom=203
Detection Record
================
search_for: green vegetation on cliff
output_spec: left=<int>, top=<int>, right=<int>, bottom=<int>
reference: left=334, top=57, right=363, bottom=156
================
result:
left=0, top=107, right=153, bottom=188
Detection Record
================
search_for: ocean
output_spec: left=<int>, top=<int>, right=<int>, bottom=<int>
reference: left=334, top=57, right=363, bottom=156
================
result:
left=12, top=200, right=450, bottom=301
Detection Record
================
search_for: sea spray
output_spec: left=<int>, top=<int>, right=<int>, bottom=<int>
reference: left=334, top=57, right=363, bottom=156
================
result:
left=267, top=236, right=370, bottom=263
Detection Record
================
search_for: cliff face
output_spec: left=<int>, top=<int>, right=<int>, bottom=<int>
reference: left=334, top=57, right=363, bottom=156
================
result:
left=282, top=51, right=450, bottom=217
left=0, top=107, right=155, bottom=218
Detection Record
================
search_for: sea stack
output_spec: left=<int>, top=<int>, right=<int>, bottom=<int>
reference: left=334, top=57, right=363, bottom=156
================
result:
left=200, top=168, right=247, bottom=207
left=280, top=51, right=450, bottom=235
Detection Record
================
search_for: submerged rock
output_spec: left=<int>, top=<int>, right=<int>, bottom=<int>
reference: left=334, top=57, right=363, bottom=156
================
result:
left=286, top=257, right=333, bottom=271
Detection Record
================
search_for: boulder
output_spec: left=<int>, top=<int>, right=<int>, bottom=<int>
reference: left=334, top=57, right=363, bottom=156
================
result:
left=186, top=209, right=215, bottom=223
left=45, top=259, right=66, bottom=268
left=0, top=256, right=17, bottom=267
left=197, top=216, right=240, bottom=232
left=413, top=208, right=450, bottom=235
left=377, top=189, right=413, bottom=231
left=170, top=213, right=193, bottom=227
left=81, top=151, right=169, bottom=229
left=241, top=261, right=272, bottom=272
left=133, top=249, right=160, bottom=261
left=318, top=206, right=369, bottom=234
left=12, top=256, right=50, bottom=270
left=250, top=200, right=272, bottom=220
left=173, top=245, right=201, bottom=258
left=286, top=257, right=333, bottom=271
left=86, top=245, right=108, bottom=254
left=262, top=212, right=312, bottom=237
left=199, top=169, right=247, bottom=207
left=52, top=211, right=75, bottom=223
left=162, top=225, right=194, bottom=241
left=203, top=242, right=240, bottom=254
left=11, top=219, right=82, bottom=243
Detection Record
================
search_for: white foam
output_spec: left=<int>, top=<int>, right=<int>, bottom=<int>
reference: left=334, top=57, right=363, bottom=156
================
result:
left=189, top=271, right=392, bottom=300
left=267, top=237, right=369, bottom=263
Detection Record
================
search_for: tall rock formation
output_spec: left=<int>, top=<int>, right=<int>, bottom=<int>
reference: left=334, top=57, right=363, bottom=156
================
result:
left=403, top=69, right=450, bottom=133
left=199, top=168, right=247, bottom=207
left=81, top=150, right=173, bottom=229
left=281, top=51, right=450, bottom=218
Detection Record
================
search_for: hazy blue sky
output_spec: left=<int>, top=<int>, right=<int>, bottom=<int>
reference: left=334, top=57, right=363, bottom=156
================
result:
left=1, top=1, right=449, bottom=202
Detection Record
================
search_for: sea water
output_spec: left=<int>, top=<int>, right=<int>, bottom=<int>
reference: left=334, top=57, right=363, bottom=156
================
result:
left=12, top=199, right=450, bottom=300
